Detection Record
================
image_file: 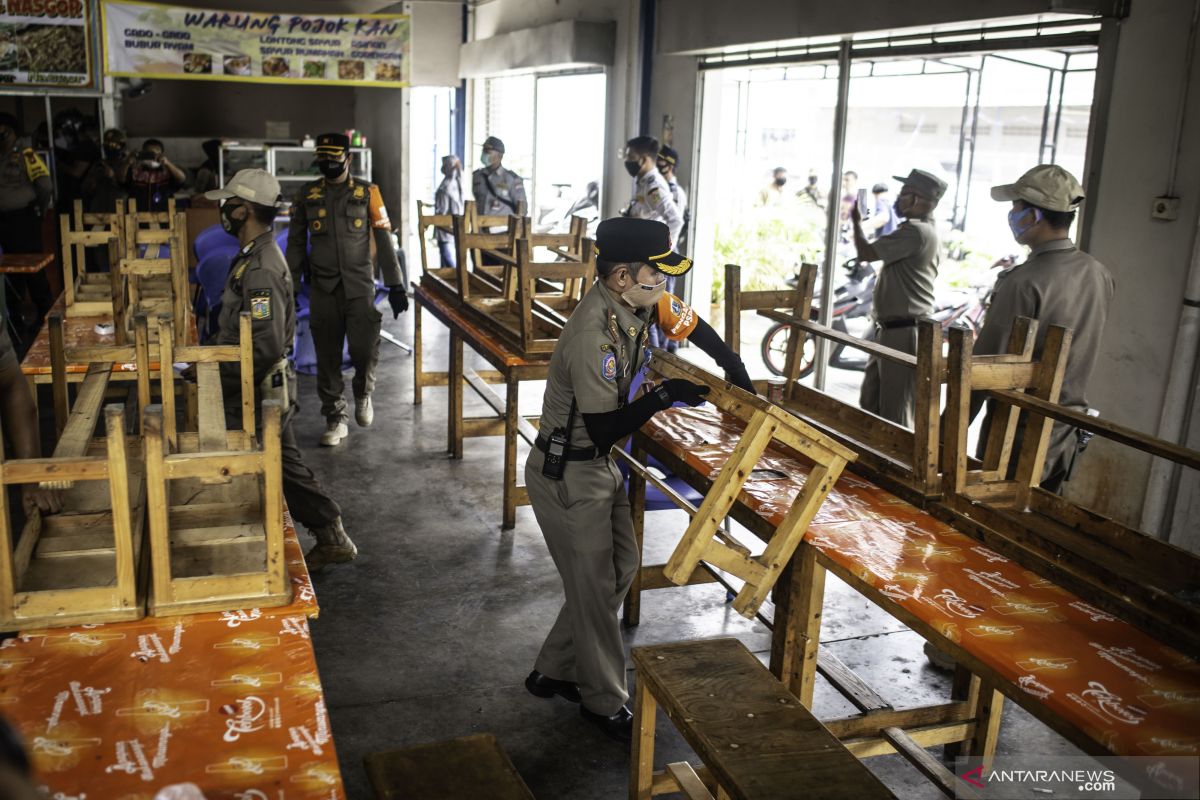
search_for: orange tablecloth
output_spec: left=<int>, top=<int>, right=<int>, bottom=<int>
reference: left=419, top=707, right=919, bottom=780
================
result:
left=0, top=253, right=53, bottom=274
left=644, top=406, right=1200, bottom=761
left=0, top=511, right=343, bottom=798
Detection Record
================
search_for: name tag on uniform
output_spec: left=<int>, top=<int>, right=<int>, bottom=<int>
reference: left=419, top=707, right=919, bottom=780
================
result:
left=251, top=289, right=272, bottom=320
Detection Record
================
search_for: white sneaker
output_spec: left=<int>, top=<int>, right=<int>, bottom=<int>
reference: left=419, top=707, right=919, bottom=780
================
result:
left=320, top=420, right=349, bottom=447
left=355, top=396, right=374, bottom=427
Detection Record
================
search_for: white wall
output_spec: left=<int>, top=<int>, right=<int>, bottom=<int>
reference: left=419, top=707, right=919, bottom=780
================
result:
left=469, top=0, right=641, bottom=219
left=1066, top=4, right=1200, bottom=537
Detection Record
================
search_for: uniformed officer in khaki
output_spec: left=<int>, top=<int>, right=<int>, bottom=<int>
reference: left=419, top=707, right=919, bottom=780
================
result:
left=851, top=168, right=946, bottom=427
left=524, top=218, right=754, bottom=742
left=207, top=170, right=357, bottom=571
left=286, top=133, right=407, bottom=448
left=472, top=135, right=526, bottom=218
left=972, top=165, right=1115, bottom=492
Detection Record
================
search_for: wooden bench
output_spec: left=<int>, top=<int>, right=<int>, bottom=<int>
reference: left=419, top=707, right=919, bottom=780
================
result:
left=634, top=404, right=1200, bottom=789
left=631, top=638, right=897, bottom=800
left=364, top=733, right=534, bottom=800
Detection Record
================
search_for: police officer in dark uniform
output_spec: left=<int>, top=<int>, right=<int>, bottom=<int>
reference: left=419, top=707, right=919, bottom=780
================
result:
left=206, top=169, right=356, bottom=571
left=0, top=112, right=53, bottom=340
left=523, top=217, right=755, bottom=742
left=286, top=133, right=407, bottom=447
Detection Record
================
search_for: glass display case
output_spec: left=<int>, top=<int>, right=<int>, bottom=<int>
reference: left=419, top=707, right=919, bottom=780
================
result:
left=216, top=143, right=372, bottom=200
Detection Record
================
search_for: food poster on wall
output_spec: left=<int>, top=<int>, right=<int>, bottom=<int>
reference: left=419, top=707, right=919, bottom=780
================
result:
left=101, top=0, right=410, bottom=87
left=0, top=0, right=93, bottom=88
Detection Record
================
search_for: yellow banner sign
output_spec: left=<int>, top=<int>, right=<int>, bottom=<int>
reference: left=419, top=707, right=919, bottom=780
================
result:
left=101, top=0, right=410, bottom=87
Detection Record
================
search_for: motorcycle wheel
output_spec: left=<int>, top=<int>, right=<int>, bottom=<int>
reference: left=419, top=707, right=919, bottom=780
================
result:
left=761, top=322, right=815, bottom=379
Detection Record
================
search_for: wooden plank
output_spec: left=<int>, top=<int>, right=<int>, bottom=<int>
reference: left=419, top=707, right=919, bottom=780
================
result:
left=633, top=639, right=895, bottom=800
left=822, top=702, right=973, bottom=740
left=44, top=363, right=113, bottom=490
left=992, top=387, right=1200, bottom=471
left=843, top=722, right=975, bottom=758
left=196, top=362, right=227, bottom=452
left=883, top=726, right=983, bottom=800
left=724, top=264, right=742, bottom=353
left=818, top=650, right=893, bottom=713
left=464, top=369, right=537, bottom=445
left=759, top=310, right=917, bottom=368
left=632, top=679, right=658, bottom=800
left=666, top=762, right=716, bottom=800
left=163, top=451, right=263, bottom=481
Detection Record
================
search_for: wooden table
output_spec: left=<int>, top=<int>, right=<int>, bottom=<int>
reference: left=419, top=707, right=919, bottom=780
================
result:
left=412, top=283, right=551, bottom=529
left=0, top=511, right=347, bottom=798
left=19, top=295, right=196, bottom=411
left=0, top=252, right=53, bottom=273
left=632, top=406, right=1200, bottom=789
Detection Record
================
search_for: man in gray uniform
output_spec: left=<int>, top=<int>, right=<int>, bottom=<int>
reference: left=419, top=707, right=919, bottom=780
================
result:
left=209, top=169, right=357, bottom=571
left=972, top=164, right=1115, bottom=492
left=286, top=133, right=407, bottom=448
left=433, top=155, right=463, bottom=267
left=472, top=136, right=526, bottom=218
left=524, top=218, right=754, bottom=742
left=851, top=168, right=946, bottom=427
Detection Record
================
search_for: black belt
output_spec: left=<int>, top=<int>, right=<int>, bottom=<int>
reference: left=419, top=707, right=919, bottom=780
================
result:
left=535, top=434, right=601, bottom=461
left=875, top=318, right=920, bottom=330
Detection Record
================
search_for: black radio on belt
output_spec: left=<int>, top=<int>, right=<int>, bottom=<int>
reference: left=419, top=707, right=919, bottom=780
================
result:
left=541, top=427, right=569, bottom=481
left=541, top=398, right=577, bottom=481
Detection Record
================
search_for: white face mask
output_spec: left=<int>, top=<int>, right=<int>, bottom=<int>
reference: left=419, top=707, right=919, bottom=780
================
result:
left=621, top=276, right=667, bottom=309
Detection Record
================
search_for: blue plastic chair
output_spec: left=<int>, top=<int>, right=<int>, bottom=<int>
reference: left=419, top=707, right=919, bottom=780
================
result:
left=194, top=250, right=235, bottom=342
left=194, top=224, right=237, bottom=260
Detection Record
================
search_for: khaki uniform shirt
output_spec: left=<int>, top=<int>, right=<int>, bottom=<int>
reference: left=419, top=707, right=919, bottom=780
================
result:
left=0, top=147, right=51, bottom=213
left=540, top=283, right=698, bottom=450
left=217, top=231, right=295, bottom=401
left=975, top=239, right=1115, bottom=414
left=472, top=165, right=526, bottom=217
left=286, top=177, right=403, bottom=300
left=628, top=170, right=682, bottom=245
left=871, top=217, right=939, bottom=320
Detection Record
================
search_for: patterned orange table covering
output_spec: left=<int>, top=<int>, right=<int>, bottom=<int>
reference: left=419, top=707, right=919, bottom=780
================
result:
left=0, top=511, right=343, bottom=798
left=0, top=253, right=53, bottom=274
left=644, top=406, right=1200, bottom=760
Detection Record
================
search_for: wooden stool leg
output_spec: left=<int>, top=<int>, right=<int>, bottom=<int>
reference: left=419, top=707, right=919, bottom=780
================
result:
left=623, top=440, right=647, bottom=627
left=971, top=677, right=1005, bottom=769
left=770, top=544, right=825, bottom=706
left=630, top=677, right=657, bottom=800
left=943, top=665, right=977, bottom=764
left=502, top=375, right=518, bottom=530
left=448, top=332, right=463, bottom=459
left=413, top=297, right=424, bottom=406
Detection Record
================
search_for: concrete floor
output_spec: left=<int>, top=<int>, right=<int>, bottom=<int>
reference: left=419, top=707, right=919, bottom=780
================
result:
left=292, top=311, right=1083, bottom=799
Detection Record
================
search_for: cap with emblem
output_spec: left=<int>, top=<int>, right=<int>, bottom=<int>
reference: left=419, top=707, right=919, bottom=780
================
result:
left=658, top=145, right=678, bottom=166
left=204, top=168, right=283, bottom=206
left=892, top=168, right=947, bottom=202
left=314, top=132, right=350, bottom=160
left=990, top=164, right=1084, bottom=212
left=595, top=217, right=692, bottom=277
left=482, top=136, right=505, bottom=154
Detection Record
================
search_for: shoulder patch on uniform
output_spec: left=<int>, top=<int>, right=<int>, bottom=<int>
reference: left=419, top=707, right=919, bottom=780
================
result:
left=670, top=297, right=683, bottom=316
left=647, top=188, right=661, bottom=204
left=250, top=289, right=272, bottom=320
left=601, top=351, right=617, bottom=381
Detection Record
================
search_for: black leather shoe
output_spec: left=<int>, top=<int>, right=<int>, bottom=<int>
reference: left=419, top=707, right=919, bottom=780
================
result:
left=580, top=704, right=633, bottom=743
left=525, top=670, right=581, bottom=703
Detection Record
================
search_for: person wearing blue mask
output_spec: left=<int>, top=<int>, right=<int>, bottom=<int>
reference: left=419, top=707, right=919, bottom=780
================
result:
left=971, top=164, right=1114, bottom=494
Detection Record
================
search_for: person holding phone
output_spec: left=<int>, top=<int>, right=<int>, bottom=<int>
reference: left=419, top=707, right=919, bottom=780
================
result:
left=850, top=168, right=946, bottom=427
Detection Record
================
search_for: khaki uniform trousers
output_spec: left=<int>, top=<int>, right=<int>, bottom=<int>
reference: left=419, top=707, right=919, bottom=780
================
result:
left=309, top=282, right=383, bottom=423
left=859, top=324, right=918, bottom=428
left=525, top=448, right=639, bottom=716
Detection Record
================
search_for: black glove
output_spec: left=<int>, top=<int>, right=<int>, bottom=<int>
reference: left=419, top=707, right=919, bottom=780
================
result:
left=387, top=286, right=409, bottom=318
left=661, top=379, right=710, bottom=408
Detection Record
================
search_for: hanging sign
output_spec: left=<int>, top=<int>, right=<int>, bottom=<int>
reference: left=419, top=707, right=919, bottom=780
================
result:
left=101, top=0, right=410, bottom=87
left=0, top=0, right=93, bottom=88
